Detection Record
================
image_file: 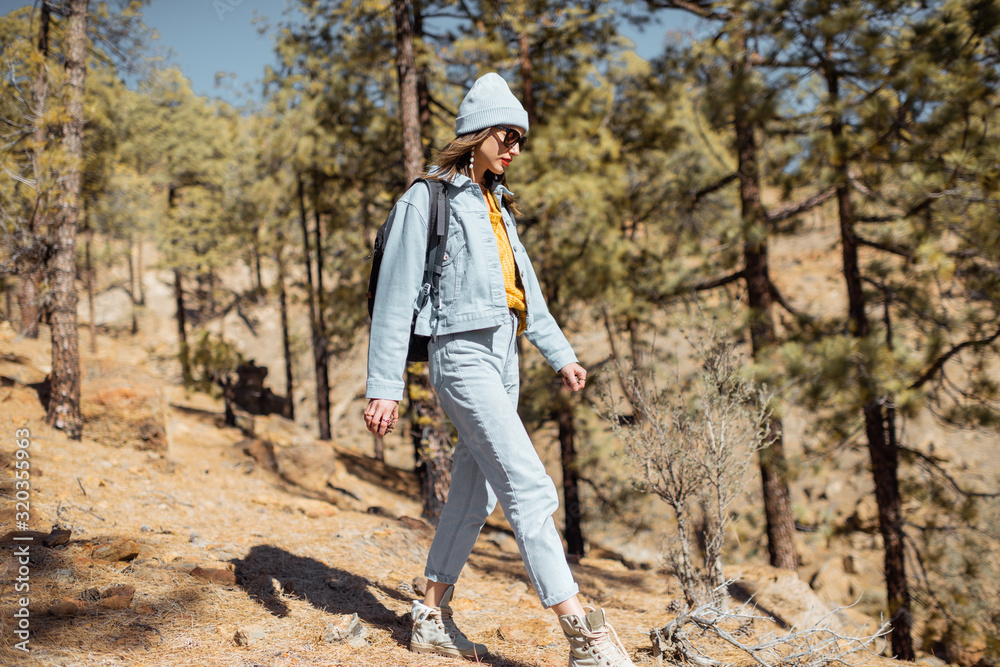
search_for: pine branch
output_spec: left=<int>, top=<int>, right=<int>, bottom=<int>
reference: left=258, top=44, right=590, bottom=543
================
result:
left=601, top=306, right=640, bottom=409
left=646, top=271, right=746, bottom=306
left=909, top=324, right=1000, bottom=390
left=422, top=12, right=472, bottom=20
left=862, top=276, right=949, bottom=328
left=852, top=194, right=933, bottom=224
left=426, top=92, right=457, bottom=118
left=757, top=59, right=815, bottom=69
left=647, top=0, right=731, bottom=21
left=690, top=173, right=738, bottom=207
left=855, top=236, right=914, bottom=260
left=689, top=270, right=746, bottom=292
left=768, top=280, right=811, bottom=323
left=767, top=187, right=836, bottom=224
left=901, top=446, right=1000, bottom=498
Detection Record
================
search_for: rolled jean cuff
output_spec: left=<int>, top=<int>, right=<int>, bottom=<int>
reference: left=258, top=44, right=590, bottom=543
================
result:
left=538, top=582, right=580, bottom=609
left=424, top=568, right=460, bottom=586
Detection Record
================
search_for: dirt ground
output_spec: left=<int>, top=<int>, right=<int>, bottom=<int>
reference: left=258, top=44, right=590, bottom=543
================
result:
left=0, top=317, right=741, bottom=667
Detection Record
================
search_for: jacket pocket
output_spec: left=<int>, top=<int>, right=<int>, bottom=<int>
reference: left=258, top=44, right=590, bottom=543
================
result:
left=438, top=234, right=466, bottom=307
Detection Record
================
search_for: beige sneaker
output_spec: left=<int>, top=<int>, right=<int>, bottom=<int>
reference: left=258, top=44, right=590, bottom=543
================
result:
left=559, top=607, right=634, bottom=667
left=410, top=586, right=487, bottom=660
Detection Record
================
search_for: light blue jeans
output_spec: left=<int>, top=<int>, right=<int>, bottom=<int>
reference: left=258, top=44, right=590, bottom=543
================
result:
left=424, top=309, right=579, bottom=608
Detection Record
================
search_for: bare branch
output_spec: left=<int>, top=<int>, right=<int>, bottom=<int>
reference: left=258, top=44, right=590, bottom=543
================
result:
left=601, top=306, right=640, bottom=410
left=651, top=595, right=891, bottom=667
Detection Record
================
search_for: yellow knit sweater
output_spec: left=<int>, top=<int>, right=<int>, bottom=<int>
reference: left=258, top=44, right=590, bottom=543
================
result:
left=486, top=189, right=527, bottom=335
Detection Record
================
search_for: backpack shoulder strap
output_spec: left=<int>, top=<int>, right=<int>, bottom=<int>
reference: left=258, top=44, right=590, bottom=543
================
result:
left=407, top=177, right=450, bottom=311
left=426, top=179, right=450, bottom=289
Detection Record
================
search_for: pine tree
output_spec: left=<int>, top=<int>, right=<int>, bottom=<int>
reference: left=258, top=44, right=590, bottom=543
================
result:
left=750, top=0, right=1000, bottom=655
left=0, top=7, right=50, bottom=338
left=269, top=0, right=473, bottom=516
left=45, top=0, right=90, bottom=440
left=641, top=0, right=803, bottom=570
left=150, top=69, right=235, bottom=387
left=22, top=1, right=52, bottom=339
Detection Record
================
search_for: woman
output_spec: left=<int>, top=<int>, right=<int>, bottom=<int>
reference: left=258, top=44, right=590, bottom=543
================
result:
left=364, top=73, right=633, bottom=667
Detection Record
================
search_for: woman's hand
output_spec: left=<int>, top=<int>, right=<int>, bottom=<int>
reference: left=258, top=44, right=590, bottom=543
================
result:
left=364, top=399, right=400, bottom=437
left=559, top=363, right=587, bottom=392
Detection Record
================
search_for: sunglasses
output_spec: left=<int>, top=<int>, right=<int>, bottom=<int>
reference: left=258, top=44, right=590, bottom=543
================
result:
left=495, top=125, right=527, bottom=151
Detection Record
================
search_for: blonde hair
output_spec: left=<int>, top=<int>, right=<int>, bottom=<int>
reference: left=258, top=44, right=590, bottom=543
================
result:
left=423, top=129, right=521, bottom=216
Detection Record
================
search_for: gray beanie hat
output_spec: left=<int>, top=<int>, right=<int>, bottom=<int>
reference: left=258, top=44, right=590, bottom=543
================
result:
left=455, top=72, right=529, bottom=135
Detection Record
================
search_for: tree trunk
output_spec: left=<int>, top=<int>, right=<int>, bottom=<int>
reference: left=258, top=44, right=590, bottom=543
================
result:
left=733, top=33, right=799, bottom=571
left=207, top=271, right=216, bottom=321
left=85, top=224, right=96, bottom=353
left=297, top=174, right=327, bottom=439
left=519, top=38, right=577, bottom=535
left=407, top=366, right=452, bottom=523
left=627, top=317, right=649, bottom=423
left=297, top=175, right=317, bottom=330
left=311, top=174, right=331, bottom=440
left=519, top=32, right=538, bottom=129
left=674, top=506, right=700, bottom=607
left=17, top=274, right=41, bottom=339
left=174, top=269, right=192, bottom=387
left=45, top=0, right=88, bottom=440
left=863, top=398, right=913, bottom=659
left=537, top=218, right=589, bottom=560
left=558, top=400, right=585, bottom=558
left=20, top=0, right=51, bottom=340
left=824, top=48, right=914, bottom=659
left=393, top=0, right=422, bottom=185
left=396, top=0, right=450, bottom=513
left=275, top=240, right=294, bottom=421
left=4, top=277, right=12, bottom=323
left=412, top=6, right=432, bottom=158
left=127, top=236, right=138, bottom=334
left=254, top=243, right=263, bottom=298
left=136, top=239, right=145, bottom=305
left=223, top=376, right=236, bottom=427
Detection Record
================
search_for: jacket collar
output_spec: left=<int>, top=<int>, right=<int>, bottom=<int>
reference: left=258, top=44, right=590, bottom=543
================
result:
left=428, top=167, right=515, bottom=206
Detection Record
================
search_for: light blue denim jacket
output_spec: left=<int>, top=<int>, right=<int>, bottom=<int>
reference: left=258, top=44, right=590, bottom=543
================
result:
left=366, top=173, right=578, bottom=401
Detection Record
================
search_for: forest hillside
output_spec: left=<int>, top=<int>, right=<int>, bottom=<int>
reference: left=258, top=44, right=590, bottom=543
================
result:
left=2, top=1, right=1000, bottom=664
left=1, top=258, right=896, bottom=666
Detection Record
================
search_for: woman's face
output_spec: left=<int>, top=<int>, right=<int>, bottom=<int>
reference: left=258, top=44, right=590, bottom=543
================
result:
left=474, top=126, right=525, bottom=178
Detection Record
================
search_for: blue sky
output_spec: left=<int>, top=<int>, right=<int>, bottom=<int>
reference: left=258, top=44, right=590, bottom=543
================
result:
left=2, top=1, right=695, bottom=105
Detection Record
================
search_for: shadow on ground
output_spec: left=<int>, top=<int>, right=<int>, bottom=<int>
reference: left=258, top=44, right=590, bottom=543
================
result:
left=232, top=544, right=539, bottom=667
left=0, top=542, right=208, bottom=662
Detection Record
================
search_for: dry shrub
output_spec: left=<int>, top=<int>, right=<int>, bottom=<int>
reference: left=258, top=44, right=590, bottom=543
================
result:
left=602, top=313, right=891, bottom=666
left=604, top=317, right=771, bottom=608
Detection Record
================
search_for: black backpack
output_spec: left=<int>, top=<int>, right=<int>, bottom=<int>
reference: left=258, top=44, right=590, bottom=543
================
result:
left=366, top=178, right=451, bottom=363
